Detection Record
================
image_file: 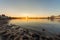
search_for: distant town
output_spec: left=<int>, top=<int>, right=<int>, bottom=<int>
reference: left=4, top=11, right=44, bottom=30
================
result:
left=0, top=14, right=60, bottom=19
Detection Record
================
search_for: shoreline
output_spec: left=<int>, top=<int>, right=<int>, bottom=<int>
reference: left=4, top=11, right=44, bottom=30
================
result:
left=0, top=24, right=60, bottom=40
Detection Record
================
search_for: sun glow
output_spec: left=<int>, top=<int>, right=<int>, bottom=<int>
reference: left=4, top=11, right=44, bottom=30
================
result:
left=21, top=13, right=29, bottom=17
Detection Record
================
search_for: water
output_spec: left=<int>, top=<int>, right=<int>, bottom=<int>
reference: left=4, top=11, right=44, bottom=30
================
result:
left=7, top=19, right=60, bottom=34
left=0, top=19, right=60, bottom=40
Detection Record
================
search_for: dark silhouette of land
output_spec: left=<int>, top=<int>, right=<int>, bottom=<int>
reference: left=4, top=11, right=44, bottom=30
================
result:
left=0, top=14, right=60, bottom=20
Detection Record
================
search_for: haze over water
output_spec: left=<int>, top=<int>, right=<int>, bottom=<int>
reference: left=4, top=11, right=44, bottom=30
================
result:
left=8, top=19, right=60, bottom=34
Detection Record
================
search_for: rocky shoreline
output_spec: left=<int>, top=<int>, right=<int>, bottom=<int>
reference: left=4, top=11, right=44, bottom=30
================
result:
left=0, top=24, right=60, bottom=40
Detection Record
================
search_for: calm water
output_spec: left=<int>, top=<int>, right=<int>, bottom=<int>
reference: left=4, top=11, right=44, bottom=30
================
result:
left=8, top=19, right=60, bottom=34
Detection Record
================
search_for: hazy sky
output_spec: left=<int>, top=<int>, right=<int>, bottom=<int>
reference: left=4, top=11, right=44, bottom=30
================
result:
left=0, top=0, right=60, bottom=17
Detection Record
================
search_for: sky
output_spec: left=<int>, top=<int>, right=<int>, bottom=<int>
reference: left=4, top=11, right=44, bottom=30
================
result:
left=0, top=0, right=60, bottom=17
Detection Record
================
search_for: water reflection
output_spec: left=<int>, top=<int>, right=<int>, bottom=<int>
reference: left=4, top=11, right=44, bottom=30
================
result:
left=49, top=19, right=55, bottom=21
left=0, top=19, right=60, bottom=40
left=0, top=19, right=60, bottom=33
left=8, top=19, right=60, bottom=34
